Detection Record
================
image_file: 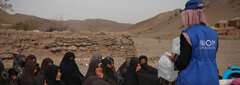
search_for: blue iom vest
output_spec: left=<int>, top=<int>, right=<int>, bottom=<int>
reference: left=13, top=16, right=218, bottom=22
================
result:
left=177, top=24, right=219, bottom=85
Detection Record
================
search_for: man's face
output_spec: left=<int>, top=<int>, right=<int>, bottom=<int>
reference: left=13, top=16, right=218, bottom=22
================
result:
left=140, top=59, right=147, bottom=64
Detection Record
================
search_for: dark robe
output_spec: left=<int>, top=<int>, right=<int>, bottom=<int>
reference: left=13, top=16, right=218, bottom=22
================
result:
left=12, top=54, right=25, bottom=77
left=45, top=65, right=64, bottom=85
left=0, top=60, right=4, bottom=75
left=101, top=59, right=121, bottom=85
left=123, top=57, right=159, bottom=85
left=40, top=58, right=53, bottom=75
left=18, top=61, right=36, bottom=85
left=31, top=58, right=54, bottom=85
left=83, top=76, right=110, bottom=85
left=60, top=52, right=83, bottom=85
left=123, top=57, right=140, bottom=85
left=138, top=55, right=158, bottom=75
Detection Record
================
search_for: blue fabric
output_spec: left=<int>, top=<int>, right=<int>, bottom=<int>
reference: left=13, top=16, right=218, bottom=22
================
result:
left=177, top=24, right=219, bottom=85
left=184, top=0, right=205, bottom=10
left=222, top=65, right=240, bottom=79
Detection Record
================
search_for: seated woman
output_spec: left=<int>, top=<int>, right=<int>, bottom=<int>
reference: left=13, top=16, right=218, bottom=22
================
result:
left=60, top=52, right=84, bottom=85
left=45, top=65, right=64, bottom=85
left=84, top=60, right=117, bottom=85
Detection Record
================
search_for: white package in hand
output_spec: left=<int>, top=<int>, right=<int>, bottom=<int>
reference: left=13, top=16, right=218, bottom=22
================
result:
left=158, top=52, right=178, bottom=82
left=172, top=37, right=180, bottom=55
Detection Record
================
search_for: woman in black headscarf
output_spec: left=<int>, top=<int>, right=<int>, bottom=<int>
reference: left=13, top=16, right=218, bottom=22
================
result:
left=117, top=58, right=131, bottom=76
left=60, top=52, right=84, bottom=85
left=0, top=60, right=4, bottom=76
left=45, top=65, right=64, bottom=85
left=84, top=60, right=117, bottom=85
left=122, top=57, right=140, bottom=85
left=101, top=59, right=120, bottom=85
left=12, top=54, right=25, bottom=77
left=26, top=55, right=40, bottom=76
left=31, top=58, right=54, bottom=85
left=40, top=58, right=53, bottom=75
left=18, top=61, right=37, bottom=85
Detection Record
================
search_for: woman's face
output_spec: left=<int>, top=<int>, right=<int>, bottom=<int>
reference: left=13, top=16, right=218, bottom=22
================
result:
left=48, top=62, right=53, bottom=65
left=96, top=65, right=103, bottom=72
left=32, top=58, right=36, bottom=62
left=98, top=56, right=102, bottom=61
left=11, top=75, right=17, bottom=80
left=136, top=63, right=141, bottom=72
left=69, top=57, right=74, bottom=60
left=33, top=66, right=37, bottom=75
left=111, top=62, right=114, bottom=68
left=56, top=69, right=61, bottom=81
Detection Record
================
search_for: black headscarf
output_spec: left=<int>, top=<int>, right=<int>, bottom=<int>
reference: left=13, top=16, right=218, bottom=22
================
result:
left=123, top=57, right=139, bottom=85
left=101, top=59, right=116, bottom=80
left=0, top=60, right=4, bottom=75
left=26, top=55, right=36, bottom=62
left=40, top=58, right=53, bottom=75
left=104, top=56, right=114, bottom=63
left=117, top=58, right=131, bottom=76
left=85, top=60, right=117, bottom=85
left=26, top=55, right=40, bottom=76
left=45, top=65, right=62, bottom=85
left=139, top=55, right=148, bottom=64
left=60, top=52, right=83, bottom=85
left=18, top=61, right=37, bottom=85
left=138, top=55, right=158, bottom=75
left=12, top=54, right=25, bottom=76
left=85, top=60, right=102, bottom=79
left=8, top=68, right=18, bottom=79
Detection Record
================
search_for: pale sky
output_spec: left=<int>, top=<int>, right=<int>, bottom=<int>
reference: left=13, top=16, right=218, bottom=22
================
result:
left=9, top=0, right=188, bottom=24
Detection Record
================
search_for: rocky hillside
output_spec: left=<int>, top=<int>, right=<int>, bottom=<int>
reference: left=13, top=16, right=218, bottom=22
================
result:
left=0, top=29, right=137, bottom=59
left=0, top=9, right=132, bottom=32
left=128, top=0, right=240, bottom=38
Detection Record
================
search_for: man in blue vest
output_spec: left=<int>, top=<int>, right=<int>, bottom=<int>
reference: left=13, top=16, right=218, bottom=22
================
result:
left=168, top=0, right=219, bottom=85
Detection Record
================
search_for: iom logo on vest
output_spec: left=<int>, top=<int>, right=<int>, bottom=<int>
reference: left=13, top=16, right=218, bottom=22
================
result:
left=199, top=40, right=216, bottom=49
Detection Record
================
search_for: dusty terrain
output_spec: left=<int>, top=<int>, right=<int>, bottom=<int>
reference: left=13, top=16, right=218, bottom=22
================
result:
left=133, top=36, right=240, bottom=76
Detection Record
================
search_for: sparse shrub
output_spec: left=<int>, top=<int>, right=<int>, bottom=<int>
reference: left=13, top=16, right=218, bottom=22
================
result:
left=11, top=22, right=30, bottom=31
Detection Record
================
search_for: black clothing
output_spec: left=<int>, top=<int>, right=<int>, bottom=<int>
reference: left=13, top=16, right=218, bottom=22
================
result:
left=117, top=58, right=131, bottom=76
left=83, top=76, right=110, bottom=85
left=0, top=60, right=4, bottom=75
left=138, top=55, right=158, bottom=75
left=60, top=52, right=83, bottom=85
left=102, top=59, right=121, bottom=85
left=123, top=57, right=139, bottom=85
left=31, top=75, right=45, bottom=85
left=174, top=33, right=192, bottom=70
left=40, top=58, right=53, bottom=75
left=85, top=60, right=117, bottom=85
left=18, top=61, right=37, bottom=85
left=45, top=65, right=64, bottom=85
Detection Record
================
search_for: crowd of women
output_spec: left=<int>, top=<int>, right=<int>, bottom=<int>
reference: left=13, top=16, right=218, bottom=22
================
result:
left=0, top=52, right=173, bottom=85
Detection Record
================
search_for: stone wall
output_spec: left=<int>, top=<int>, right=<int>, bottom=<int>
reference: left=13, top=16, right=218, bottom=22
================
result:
left=0, top=29, right=137, bottom=59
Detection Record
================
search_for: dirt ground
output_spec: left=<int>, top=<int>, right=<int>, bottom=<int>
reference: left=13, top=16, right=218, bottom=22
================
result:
left=132, top=36, right=240, bottom=76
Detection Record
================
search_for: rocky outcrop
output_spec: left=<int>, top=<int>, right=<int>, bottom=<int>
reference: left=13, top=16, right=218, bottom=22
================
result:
left=0, top=29, right=137, bottom=59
